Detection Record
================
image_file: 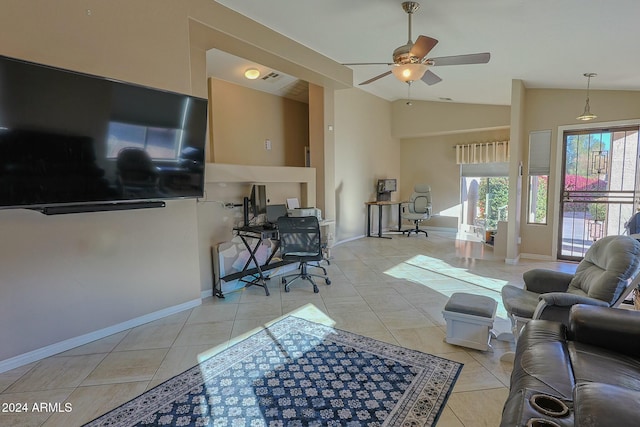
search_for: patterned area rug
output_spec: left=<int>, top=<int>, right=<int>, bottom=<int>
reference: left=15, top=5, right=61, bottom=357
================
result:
left=84, top=316, right=462, bottom=427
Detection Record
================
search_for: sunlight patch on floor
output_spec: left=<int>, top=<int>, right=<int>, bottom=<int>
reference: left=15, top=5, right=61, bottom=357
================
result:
left=384, top=254, right=511, bottom=321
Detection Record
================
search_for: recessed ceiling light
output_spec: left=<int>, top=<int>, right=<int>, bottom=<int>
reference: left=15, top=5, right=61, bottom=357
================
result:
left=244, top=68, right=260, bottom=80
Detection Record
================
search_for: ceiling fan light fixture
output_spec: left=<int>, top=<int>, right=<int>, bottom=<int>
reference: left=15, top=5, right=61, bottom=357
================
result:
left=392, top=63, right=428, bottom=83
left=576, top=73, right=597, bottom=121
left=244, top=68, right=260, bottom=80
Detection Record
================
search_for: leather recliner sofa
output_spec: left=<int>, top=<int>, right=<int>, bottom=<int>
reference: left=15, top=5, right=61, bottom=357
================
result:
left=500, top=304, right=640, bottom=427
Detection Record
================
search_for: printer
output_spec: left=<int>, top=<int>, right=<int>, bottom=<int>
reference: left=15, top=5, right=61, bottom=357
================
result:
left=288, top=207, right=322, bottom=220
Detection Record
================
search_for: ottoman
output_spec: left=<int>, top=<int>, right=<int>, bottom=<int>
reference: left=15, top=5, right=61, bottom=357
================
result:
left=442, top=292, right=497, bottom=351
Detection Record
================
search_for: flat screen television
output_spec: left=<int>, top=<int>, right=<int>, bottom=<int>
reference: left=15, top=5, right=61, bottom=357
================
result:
left=0, top=55, right=208, bottom=212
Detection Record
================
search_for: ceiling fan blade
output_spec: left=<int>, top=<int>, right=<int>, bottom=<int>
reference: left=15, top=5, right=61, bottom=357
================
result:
left=410, top=35, right=439, bottom=60
left=359, top=71, right=392, bottom=85
left=342, top=62, right=395, bottom=66
left=421, top=70, right=442, bottom=86
left=428, top=52, right=490, bottom=66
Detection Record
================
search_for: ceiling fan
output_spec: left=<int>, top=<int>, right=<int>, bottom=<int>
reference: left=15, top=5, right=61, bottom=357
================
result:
left=343, top=1, right=490, bottom=86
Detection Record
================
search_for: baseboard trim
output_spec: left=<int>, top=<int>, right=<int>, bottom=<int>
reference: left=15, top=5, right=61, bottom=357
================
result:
left=334, top=234, right=365, bottom=246
left=0, top=298, right=202, bottom=374
left=505, top=255, right=521, bottom=265
left=519, top=252, right=555, bottom=261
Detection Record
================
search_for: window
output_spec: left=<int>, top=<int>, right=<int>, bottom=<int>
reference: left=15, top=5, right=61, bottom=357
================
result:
left=528, top=175, right=548, bottom=224
left=460, top=163, right=509, bottom=237
left=528, top=130, right=551, bottom=224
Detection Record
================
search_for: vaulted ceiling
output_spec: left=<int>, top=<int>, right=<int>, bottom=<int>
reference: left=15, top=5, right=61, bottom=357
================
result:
left=213, top=0, right=640, bottom=105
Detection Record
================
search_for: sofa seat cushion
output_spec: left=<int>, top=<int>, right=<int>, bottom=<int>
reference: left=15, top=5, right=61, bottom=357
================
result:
left=574, top=382, right=640, bottom=427
left=569, top=341, right=640, bottom=391
left=501, top=284, right=540, bottom=318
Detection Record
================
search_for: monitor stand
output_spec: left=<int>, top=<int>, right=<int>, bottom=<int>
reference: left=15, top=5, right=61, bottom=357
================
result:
left=243, top=197, right=250, bottom=226
left=377, top=192, right=391, bottom=202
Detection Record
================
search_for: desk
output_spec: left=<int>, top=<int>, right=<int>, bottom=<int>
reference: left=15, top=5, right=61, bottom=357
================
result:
left=230, top=225, right=280, bottom=296
left=365, top=201, right=403, bottom=239
left=213, top=220, right=333, bottom=298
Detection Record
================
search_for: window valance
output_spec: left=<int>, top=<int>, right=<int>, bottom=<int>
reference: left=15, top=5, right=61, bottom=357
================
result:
left=455, top=140, right=510, bottom=164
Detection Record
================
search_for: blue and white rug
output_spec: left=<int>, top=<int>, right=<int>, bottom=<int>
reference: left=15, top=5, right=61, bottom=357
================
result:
left=84, top=316, right=462, bottom=426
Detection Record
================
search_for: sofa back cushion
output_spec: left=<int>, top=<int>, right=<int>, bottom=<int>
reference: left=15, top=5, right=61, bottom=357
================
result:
left=567, top=235, right=640, bottom=304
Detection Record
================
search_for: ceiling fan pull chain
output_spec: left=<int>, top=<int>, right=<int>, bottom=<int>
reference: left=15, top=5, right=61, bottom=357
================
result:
left=406, top=81, right=413, bottom=106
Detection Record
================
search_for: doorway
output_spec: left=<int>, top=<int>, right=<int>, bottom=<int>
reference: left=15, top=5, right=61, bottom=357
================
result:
left=559, top=127, right=640, bottom=260
left=461, top=176, right=509, bottom=242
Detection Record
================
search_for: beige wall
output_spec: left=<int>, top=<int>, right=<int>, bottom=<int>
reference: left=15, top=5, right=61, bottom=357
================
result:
left=309, top=83, right=326, bottom=213
left=401, top=129, right=511, bottom=230
left=0, top=0, right=202, bottom=365
left=209, top=78, right=308, bottom=166
left=519, top=88, right=640, bottom=258
left=506, top=80, right=527, bottom=262
left=395, top=99, right=511, bottom=232
left=334, top=88, right=400, bottom=240
left=0, top=0, right=350, bottom=368
left=391, top=100, right=510, bottom=138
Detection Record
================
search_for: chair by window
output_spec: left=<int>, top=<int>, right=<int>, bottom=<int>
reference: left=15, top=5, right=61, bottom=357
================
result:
left=277, top=216, right=331, bottom=293
left=401, top=184, right=432, bottom=237
left=501, top=234, right=640, bottom=340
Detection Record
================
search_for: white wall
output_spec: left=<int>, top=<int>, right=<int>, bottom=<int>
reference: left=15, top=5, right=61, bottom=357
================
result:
left=0, top=0, right=350, bottom=370
left=0, top=202, right=201, bottom=362
left=334, top=88, right=400, bottom=241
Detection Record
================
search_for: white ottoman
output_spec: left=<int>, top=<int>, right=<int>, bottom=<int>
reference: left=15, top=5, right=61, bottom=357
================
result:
left=442, top=292, right=497, bottom=351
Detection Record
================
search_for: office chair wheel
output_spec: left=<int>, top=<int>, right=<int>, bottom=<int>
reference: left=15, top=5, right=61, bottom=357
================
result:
left=313, top=285, right=319, bottom=293
left=325, top=278, right=331, bottom=285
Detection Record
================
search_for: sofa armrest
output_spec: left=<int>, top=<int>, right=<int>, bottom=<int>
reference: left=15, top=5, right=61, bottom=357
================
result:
left=538, top=292, right=609, bottom=308
left=523, top=269, right=573, bottom=293
left=568, top=304, right=640, bottom=358
left=532, top=294, right=609, bottom=324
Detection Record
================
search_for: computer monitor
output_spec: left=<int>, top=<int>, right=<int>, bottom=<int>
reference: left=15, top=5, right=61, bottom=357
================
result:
left=266, top=204, right=288, bottom=224
left=376, top=179, right=397, bottom=201
left=250, top=184, right=267, bottom=217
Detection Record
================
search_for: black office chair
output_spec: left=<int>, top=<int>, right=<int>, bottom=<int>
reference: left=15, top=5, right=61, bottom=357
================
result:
left=277, top=216, right=331, bottom=293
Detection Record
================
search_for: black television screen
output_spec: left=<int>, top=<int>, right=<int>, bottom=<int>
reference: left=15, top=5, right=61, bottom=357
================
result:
left=0, top=55, right=208, bottom=210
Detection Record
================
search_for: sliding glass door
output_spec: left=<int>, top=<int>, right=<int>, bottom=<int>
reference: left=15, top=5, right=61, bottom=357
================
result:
left=559, top=127, right=640, bottom=260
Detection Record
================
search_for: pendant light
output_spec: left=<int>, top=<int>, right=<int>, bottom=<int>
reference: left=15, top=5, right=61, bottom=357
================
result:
left=577, top=73, right=597, bottom=121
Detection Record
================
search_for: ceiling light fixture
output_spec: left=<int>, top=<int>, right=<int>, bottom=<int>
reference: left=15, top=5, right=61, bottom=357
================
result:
left=244, top=68, right=260, bottom=80
left=392, top=63, right=428, bottom=83
left=577, top=73, right=597, bottom=121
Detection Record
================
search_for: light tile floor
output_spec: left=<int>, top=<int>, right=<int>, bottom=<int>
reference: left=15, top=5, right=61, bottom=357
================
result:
left=0, top=231, right=577, bottom=426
